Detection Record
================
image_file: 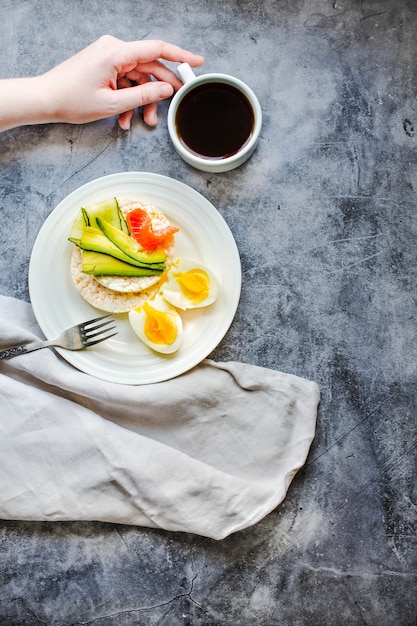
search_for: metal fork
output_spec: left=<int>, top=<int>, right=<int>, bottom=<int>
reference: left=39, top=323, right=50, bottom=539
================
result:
left=0, top=314, right=117, bottom=360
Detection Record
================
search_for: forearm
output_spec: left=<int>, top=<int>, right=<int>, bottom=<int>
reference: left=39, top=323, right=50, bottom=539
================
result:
left=0, top=75, right=54, bottom=132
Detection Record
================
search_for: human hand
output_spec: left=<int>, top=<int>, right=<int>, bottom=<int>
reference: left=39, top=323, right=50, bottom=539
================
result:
left=39, top=35, right=204, bottom=129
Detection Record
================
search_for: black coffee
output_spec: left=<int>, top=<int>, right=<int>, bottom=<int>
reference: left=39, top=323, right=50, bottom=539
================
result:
left=175, top=82, right=254, bottom=160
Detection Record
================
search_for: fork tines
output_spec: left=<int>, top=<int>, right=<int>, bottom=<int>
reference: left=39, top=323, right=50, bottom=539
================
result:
left=80, top=314, right=118, bottom=346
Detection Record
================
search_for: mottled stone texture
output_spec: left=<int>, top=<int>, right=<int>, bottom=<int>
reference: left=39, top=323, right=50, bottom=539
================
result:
left=0, top=1, right=416, bottom=624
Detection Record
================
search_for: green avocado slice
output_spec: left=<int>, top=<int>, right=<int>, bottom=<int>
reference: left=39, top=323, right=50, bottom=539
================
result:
left=68, top=212, right=87, bottom=246
left=73, top=226, right=165, bottom=270
left=96, top=217, right=166, bottom=265
left=81, top=251, right=164, bottom=276
left=81, top=197, right=129, bottom=233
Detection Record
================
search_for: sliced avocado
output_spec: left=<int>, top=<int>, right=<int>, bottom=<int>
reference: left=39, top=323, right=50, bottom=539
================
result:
left=68, top=211, right=87, bottom=246
left=81, top=251, right=164, bottom=276
left=81, top=198, right=124, bottom=231
left=118, top=205, right=130, bottom=235
left=77, top=226, right=165, bottom=269
left=96, top=217, right=166, bottom=265
left=81, top=207, right=90, bottom=227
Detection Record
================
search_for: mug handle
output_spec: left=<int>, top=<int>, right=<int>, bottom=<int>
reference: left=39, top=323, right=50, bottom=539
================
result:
left=177, top=63, right=196, bottom=84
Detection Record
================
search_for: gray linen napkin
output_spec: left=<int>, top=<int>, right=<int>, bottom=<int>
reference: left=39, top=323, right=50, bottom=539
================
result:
left=0, top=295, right=320, bottom=540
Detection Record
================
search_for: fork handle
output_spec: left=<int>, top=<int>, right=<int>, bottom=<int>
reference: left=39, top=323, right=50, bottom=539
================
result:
left=0, top=340, right=51, bottom=360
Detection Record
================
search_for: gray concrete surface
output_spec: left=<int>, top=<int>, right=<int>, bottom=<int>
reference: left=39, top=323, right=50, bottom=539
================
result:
left=0, top=1, right=416, bottom=624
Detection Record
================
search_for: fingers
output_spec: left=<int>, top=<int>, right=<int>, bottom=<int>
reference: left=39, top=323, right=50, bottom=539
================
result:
left=135, top=74, right=159, bottom=127
left=117, top=74, right=161, bottom=129
left=118, top=103, right=158, bottom=129
left=105, top=37, right=204, bottom=130
left=118, top=109, right=134, bottom=130
left=142, top=102, right=158, bottom=127
left=114, top=81, right=174, bottom=129
left=116, top=76, right=134, bottom=129
left=118, top=38, right=204, bottom=69
left=125, top=61, right=184, bottom=91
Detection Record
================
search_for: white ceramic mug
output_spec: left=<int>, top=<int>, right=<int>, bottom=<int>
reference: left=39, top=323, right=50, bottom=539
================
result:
left=167, top=63, right=262, bottom=173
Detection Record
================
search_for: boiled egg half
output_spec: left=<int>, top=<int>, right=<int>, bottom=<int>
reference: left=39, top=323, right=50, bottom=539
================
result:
left=161, top=258, right=218, bottom=310
left=128, top=295, right=183, bottom=354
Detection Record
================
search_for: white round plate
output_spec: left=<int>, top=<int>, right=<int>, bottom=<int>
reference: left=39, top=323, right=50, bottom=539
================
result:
left=28, top=172, right=241, bottom=385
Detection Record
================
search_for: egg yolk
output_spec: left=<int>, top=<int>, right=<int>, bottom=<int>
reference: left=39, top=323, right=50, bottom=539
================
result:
left=173, top=269, right=210, bottom=304
left=143, top=302, right=178, bottom=345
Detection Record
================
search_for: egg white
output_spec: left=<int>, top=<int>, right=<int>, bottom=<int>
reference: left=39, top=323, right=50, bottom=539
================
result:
left=161, top=258, right=219, bottom=310
left=128, top=295, right=183, bottom=354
